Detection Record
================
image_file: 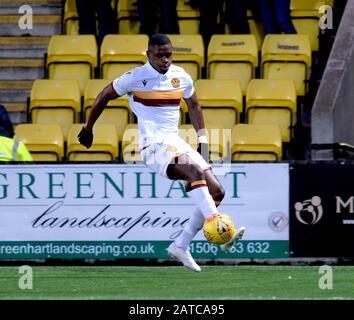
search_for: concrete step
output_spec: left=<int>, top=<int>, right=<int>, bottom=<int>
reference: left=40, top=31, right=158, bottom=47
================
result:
left=0, top=80, right=33, bottom=124
left=0, top=58, right=44, bottom=80
left=0, top=36, right=50, bottom=58
left=0, top=14, right=61, bottom=36
left=0, top=80, right=33, bottom=102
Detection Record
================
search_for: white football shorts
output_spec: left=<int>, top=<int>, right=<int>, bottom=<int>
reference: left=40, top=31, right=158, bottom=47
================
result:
left=140, top=135, right=210, bottom=177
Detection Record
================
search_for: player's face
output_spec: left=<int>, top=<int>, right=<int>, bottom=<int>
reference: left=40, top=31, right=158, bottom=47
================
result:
left=147, top=43, right=173, bottom=74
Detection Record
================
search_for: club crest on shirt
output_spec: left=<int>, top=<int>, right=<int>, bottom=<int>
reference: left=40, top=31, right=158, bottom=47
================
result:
left=142, top=80, right=147, bottom=86
left=171, top=78, right=180, bottom=88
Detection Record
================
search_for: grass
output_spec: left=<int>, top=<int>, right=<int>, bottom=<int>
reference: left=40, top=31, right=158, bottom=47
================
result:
left=0, top=265, right=353, bottom=300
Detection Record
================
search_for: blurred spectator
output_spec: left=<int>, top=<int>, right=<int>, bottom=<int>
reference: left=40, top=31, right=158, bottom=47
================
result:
left=258, top=0, right=296, bottom=34
left=137, top=0, right=179, bottom=36
left=76, top=0, right=117, bottom=45
left=197, top=0, right=257, bottom=49
left=0, top=105, right=32, bottom=162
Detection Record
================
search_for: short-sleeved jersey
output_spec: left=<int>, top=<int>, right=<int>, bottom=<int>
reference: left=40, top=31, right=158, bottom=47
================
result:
left=112, top=62, right=194, bottom=148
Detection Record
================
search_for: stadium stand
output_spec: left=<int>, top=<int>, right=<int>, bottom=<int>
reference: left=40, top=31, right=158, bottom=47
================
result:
left=46, top=35, right=98, bottom=94
left=29, top=79, right=81, bottom=142
left=261, top=34, right=312, bottom=96
left=100, top=34, right=148, bottom=79
left=84, top=79, right=131, bottom=140
left=167, top=34, right=204, bottom=81
left=207, top=34, right=258, bottom=95
left=195, top=79, right=243, bottom=129
left=246, top=79, right=297, bottom=144
left=15, top=123, right=64, bottom=161
left=231, top=123, right=283, bottom=161
left=67, top=123, right=119, bottom=161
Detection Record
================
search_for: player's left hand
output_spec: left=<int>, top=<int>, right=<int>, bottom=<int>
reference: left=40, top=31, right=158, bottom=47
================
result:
left=198, top=142, right=210, bottom=162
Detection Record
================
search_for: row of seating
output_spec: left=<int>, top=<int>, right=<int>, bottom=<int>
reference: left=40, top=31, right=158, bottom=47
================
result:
left=15, top=123, right=283, bottom=162
left=28, top=78, right=297, bottom=144
left=64, top=0, right=333, bottom=51
left=46, top=33, right=311, bottom=95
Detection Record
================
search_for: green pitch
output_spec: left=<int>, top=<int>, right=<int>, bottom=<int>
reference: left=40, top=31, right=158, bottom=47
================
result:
left=0, top=265, right=353, bottom=300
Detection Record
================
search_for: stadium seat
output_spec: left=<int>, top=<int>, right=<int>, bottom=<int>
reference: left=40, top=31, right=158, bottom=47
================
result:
left=46, top=35, right=98, bottom=95
left=84, top=79, right=131, bottom=141
left=231, top=124, right=282, bottom=161
left=29, top=79, right=81, bottom=141
left=195, top=79, right=243, bottom=129
left=167, top=34, right=204, bottom=81
left=117, top=0, right=140, bottom=34
left=246, top=79, right=297, bottom=143
left=121, top=124, right=142, bottom=163
left=63, top=0, right=79, bottom=35
left=207, top=34, right=258, bottom=95
left=179, top=124, right=231, bottom=162
left=261, top=34, right=312, bottom=96
left=290, top=0, right=333, bottom=51
left=177, top=0, right=200, bottom=34
left=100, top=34, right=148, bottom=79
left=67, top=123, right=119, bottom=161
left=15, top=123, right=64, bottom=161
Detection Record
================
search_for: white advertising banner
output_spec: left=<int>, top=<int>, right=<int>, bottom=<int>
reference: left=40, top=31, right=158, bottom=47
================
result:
left=0, top=163, right=289, bottom=259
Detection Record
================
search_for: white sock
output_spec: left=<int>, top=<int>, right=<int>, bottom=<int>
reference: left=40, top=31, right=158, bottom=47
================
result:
left=174, top=208, right=204, bottom=249
left=189, top=186, right=218, bottom=218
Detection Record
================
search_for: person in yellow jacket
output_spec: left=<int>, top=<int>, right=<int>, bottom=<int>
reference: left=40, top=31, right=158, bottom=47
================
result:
left=0, top=105, right=32, bottom=162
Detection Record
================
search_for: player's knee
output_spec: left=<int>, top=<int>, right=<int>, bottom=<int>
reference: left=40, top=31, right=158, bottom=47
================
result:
left=212, top=184, right=225, bottom=202
left=188, top=164, right=205, bottom=182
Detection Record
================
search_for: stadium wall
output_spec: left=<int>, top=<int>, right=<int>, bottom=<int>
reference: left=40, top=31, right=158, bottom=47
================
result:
left=312, top=0, right=354, bottom=160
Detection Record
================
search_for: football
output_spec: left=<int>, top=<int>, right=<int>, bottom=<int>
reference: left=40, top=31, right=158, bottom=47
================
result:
left=203, top=213, right=235, bottom=245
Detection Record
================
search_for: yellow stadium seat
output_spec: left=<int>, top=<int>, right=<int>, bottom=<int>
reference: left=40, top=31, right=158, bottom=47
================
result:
left=231, top=124, right=282, bottom=161
left=290, top=0, right=333, bottom=51
left=167, top=34, right=204, bottom=81
left=46, top=35, right=98, bottom=95
left=261, top=34, right=311, bottom=96
left=207, top=34, right=258, bottom=95
left=177, top=0, right=200, bottom=34
left=117, top=0, right=140, bottom=34
left=121, top=124, right=142, bottom=163
left=100, top=34, right=148, bottom=79
left=246, top=79, right=297, bottom=143
left=63, top=0, right=79, bottom=35
left=29, top=79, right=81, bottom=141
left=179, top=124, right=231, bottom=163
left=84, top=79, right=131, bottom=140
left=195, top=79, right=243, bottom=129
left=67, top=123, right=119, bottom=161
left=15, top=124, right=64, bottom=161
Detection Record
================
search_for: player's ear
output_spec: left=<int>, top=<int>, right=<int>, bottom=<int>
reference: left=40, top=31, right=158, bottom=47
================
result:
left=146, top=50, right=150, bottom=59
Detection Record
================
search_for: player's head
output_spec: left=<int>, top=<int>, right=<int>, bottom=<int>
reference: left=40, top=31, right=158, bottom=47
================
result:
left=147, top=34, right=173, bottom=74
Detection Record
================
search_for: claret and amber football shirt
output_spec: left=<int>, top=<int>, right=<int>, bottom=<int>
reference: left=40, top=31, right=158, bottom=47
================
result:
left=112, top=62, right=194, bottom=148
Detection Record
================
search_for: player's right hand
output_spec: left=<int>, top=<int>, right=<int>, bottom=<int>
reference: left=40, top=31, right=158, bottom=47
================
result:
left=78, top=126, right=93, bottom=148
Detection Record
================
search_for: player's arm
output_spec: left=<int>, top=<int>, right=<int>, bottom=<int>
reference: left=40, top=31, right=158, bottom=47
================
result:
left=184, top=92, right=209, bottom=161
left=78, top=83, right=120, bottom=148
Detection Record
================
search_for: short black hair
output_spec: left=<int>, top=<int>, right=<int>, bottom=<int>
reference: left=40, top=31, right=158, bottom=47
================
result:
left=148, top=34, right=171, bottom=48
